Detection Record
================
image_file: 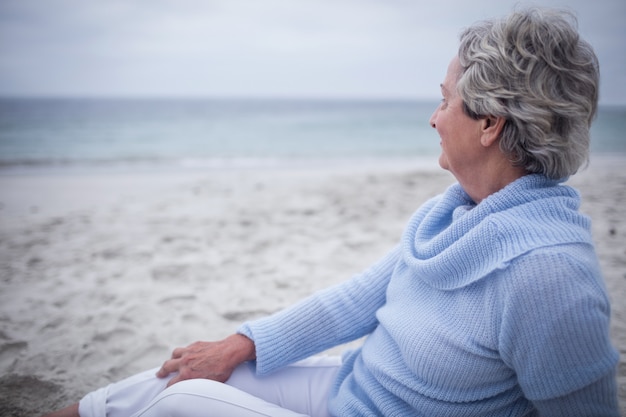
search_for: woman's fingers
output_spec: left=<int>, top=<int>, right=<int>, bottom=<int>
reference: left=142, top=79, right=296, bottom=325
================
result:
left=171, top=346, right=185, bottom=359
left=156, top=357, right=181, bottom=378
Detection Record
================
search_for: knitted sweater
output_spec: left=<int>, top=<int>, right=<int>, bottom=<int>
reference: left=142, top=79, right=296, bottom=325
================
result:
left=238, top=174, right=619, bottom=416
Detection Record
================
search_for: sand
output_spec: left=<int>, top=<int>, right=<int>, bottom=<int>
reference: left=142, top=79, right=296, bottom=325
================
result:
left=0, top=157, right=624, bottom=416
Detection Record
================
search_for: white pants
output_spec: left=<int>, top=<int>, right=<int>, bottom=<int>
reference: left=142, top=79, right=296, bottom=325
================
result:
left=78, top=356, right=342, bottom=417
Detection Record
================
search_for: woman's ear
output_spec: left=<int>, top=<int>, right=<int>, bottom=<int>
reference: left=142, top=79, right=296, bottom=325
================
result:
left=480, top=116, right=505, bottom=147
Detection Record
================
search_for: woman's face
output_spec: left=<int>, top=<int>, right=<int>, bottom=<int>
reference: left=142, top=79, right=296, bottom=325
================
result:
left=429, top=57, right=485, bottom=180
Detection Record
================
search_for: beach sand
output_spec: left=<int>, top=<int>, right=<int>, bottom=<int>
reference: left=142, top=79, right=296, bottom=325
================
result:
left=0, top=157, right=624, bottom=416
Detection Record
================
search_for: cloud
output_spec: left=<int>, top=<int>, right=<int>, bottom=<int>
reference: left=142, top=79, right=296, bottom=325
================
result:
left=0, top=0, right=624, bottom=104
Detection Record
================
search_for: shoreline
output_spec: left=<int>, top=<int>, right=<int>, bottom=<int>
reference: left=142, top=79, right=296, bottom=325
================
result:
left=0, top=151, right=622, bottom=176
left=1, top=156, right=624, bottom=415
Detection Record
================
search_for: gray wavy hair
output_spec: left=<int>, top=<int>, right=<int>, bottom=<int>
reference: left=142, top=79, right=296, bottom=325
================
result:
left=457, top=8, right=599, bottom=179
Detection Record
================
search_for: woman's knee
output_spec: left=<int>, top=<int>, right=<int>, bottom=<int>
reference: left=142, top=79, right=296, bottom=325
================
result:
left=141, top=379, right=211, bottom=416
left=135, top=379, right=302, bottom=417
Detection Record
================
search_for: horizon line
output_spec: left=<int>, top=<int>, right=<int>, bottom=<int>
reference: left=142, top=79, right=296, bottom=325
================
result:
left=0, top=94, right=623, bottom=107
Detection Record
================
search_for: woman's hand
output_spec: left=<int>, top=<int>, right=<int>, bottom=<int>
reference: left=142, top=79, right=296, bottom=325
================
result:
left=156, top=333, right=256, bottom=388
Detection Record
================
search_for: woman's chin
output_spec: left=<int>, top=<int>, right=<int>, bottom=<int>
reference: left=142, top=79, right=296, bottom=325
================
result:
left=438, top=154, right=449, bottom=171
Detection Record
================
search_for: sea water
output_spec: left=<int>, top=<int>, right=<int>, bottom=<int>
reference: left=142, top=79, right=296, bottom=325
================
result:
left=0, top=98, right=624, bottom=174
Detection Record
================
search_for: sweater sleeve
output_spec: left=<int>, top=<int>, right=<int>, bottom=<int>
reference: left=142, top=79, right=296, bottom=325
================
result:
left=237, top=246, right=401, bottom=375
left=498, top=244, right=619, bottom=416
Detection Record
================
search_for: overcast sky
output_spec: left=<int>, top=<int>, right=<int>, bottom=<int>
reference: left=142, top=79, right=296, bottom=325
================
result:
left=0, top=0, right=624, bottom=104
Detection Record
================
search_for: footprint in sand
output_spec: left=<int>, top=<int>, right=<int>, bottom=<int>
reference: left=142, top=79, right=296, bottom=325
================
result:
left=221, top=310, right=273, bottom=322
left=158, top=294, right=197, bottom=308
left=151, top=264, right=191, bottom=282
left=0, top=340, right=28, bottom=369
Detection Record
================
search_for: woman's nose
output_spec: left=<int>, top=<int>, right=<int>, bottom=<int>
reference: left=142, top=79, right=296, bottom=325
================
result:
left=429, top=108, right=438, bottom=129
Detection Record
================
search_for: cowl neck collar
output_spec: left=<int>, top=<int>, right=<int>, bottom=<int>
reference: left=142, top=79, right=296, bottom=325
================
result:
left=401, top=174, right=592, bottom=290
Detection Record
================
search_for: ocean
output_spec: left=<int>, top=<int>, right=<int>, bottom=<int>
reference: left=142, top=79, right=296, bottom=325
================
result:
left=0, top=98, right=624, bottom=174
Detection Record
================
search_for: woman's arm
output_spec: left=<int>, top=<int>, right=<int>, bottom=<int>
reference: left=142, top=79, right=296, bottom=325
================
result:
left=499, top=245, right=619, bottom=415
left=239, top=246, right=401, bottom=375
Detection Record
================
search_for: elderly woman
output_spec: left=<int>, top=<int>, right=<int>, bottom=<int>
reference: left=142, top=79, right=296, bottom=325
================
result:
left=46, top=7, right=618, bottom=417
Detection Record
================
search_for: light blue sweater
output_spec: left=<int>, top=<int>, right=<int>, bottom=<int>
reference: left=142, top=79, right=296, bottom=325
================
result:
left=239, top=174, right=619, bottom=416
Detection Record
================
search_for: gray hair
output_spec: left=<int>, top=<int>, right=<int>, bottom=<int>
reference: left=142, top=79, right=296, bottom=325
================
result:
left=457, top=8, right=599, bottom=179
